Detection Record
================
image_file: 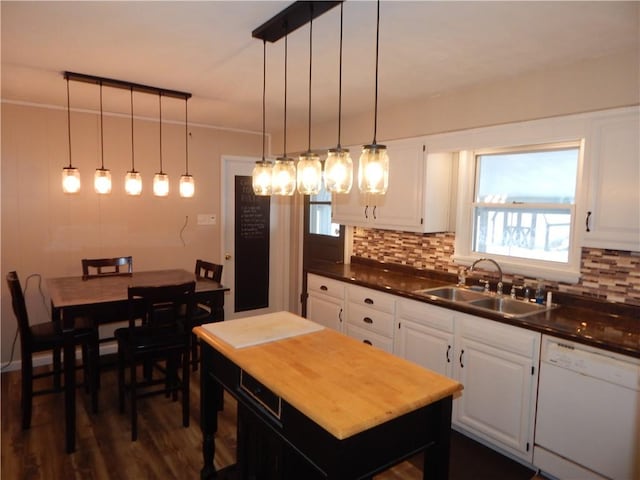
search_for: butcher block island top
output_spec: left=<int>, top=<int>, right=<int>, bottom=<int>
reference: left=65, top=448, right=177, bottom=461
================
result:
left=194, top=311, right=462, bottom=440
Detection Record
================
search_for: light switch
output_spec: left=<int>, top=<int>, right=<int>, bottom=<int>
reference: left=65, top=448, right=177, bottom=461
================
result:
left=197, top=214, right=217, bottom=225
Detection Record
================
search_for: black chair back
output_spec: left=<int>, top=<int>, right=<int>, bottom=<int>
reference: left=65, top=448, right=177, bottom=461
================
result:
left=82, top=256, right=133, bottom=280
left=194, top=259, right=223, bottom=283
left=6, top=271, right=34, bottom=348
left=127, top=281, right=196, bottom=334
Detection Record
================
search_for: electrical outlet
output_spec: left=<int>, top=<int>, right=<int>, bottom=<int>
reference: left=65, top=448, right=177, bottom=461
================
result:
left=197, top=214, right=216, bottom=225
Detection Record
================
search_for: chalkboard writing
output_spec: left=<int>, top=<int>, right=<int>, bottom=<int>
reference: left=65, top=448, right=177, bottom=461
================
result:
left=234, top=176, right=270, bottom=312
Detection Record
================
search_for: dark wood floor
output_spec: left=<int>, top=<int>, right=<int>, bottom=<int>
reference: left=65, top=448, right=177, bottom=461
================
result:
left=1, top=364, right=539, bottom=479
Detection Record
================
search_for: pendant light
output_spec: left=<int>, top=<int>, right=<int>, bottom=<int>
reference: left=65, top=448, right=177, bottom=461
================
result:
left=153, top=93, right=169, bottom=197
left=62, top=75, right=81, bottom=194
left=271, top=33, right=296, bottom=196
left=94, top=82, right=112, bottom=194
left=297, top=7, right=322, bottom=195
left=252, top=39, right=273, bottom=196
left=325, top=2, right=353, bottom=194
left=179, top=98, right=195, bottom=198
left=124, top=87, right=142, bottom=195
left=359, top=0, right=389, bottom=195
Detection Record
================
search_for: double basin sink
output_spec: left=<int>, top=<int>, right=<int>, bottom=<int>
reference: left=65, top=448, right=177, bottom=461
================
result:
left=413, top=286, right=555, bottom=319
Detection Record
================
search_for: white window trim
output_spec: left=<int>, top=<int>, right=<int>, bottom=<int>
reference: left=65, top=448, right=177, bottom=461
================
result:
left=453, top=143, right=584, bottom=284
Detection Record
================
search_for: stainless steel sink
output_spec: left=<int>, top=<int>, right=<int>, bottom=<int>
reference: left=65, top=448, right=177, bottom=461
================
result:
left=468, top=297, right=551, bottom=317
left=413, top=286, right=555, bottom=318
left=414, top=286, right=487, bottom=302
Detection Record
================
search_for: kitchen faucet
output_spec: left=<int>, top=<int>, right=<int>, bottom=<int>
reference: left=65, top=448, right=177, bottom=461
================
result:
left=469, top=258, right=503, bottom=295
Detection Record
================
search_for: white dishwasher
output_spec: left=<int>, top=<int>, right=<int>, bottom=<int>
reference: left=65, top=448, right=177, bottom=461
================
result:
left=534, top=335, right=640, bottom=480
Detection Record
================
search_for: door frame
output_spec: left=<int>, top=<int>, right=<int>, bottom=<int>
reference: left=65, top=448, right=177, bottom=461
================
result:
left=221, top=155, right=290, bottom=319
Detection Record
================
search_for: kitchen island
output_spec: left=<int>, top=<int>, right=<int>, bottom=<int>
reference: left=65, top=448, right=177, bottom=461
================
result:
left=194, top=311, right=463, bottom=479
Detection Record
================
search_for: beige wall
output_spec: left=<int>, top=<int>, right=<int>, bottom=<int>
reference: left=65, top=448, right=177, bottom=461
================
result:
left=1, top=102, right=262, bottom=364
left=281, top=49, right=640, bottom=152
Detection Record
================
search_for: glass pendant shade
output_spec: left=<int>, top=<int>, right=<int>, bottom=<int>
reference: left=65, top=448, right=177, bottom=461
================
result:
left=272, top=157, right=297, bottom=196
left=325, top=148, right=353, bottom=194
left=252, top=160, right=273, bottom=196
left=179, top=174, right=195, bottom=198
left=94, top=168, right=112, bottom=194
left=62, top=167, right=81, bottom=194
left=358, top=144, right=389, bottom=194
left=153, top=173, right=169, bottom=197
left=297, top=152, right=322, bottom=195
left=124, top=170, right=142, bottom=196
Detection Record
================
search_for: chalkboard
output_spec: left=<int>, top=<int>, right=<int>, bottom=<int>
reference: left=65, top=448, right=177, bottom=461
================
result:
left=234, top=175, right=270, bottom=312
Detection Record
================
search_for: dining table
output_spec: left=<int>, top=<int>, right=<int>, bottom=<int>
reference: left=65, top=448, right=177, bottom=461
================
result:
left=46, top=268, right=229, bottom=453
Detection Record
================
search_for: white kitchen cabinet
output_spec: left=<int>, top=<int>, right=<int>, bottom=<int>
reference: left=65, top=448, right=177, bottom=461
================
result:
left=332, top=140, right=452, bottom=233
left=306, top=274, right=345, bottom=332
left=395, top=298, right=455, bottom=378
left=581, top=108, right=640, bottom=251
left=453, top=313, right=540, bottom=463
left=344, top=284, right=396, bottom=352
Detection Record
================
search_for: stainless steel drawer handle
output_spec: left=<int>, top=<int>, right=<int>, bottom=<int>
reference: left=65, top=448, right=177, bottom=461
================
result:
left=363, top=317, right=373, bottom=324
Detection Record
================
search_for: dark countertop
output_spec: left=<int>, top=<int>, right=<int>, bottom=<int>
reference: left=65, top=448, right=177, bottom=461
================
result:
left=306, top=259, right=640, bottom=359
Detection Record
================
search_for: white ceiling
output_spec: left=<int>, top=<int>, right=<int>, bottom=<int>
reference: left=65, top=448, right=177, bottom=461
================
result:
left=2, top=1, right=638, bottom=135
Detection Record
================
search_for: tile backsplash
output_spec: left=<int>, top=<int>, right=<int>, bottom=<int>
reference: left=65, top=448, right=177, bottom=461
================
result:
left=352, top=228, right=640, bottom=306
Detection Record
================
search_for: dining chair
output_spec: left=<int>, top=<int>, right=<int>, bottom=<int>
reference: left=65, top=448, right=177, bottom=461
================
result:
left=6, top=271, right=99, bottom=430
left=81, top=256, right=133, bottom=280
left=191, top=259, right=224, bottom=370
left=115, top=281, right=195, bottom=441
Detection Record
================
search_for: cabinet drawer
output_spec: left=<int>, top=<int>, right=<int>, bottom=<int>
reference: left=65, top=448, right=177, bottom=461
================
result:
left=458, top=313, right=540, bottom=359
left=397, top=298, right=454, bottom=333
left=347, top=285, right=395, bottom=314
left=346, top=323, right=394, bottom=353
left=347, top=303, right=395, bottom=338
left=307, top=274, right=345, bottom=300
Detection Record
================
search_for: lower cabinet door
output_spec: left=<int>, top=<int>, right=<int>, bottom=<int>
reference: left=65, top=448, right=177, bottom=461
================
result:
left=397, top=319, right=454, bottom=378
left=453, top=335, right=536, bottom=462
left=307, top=294, right=343, bottom=332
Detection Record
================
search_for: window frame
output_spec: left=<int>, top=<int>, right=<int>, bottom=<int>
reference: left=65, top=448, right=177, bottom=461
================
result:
left=453, top=140, right=585, bottom=283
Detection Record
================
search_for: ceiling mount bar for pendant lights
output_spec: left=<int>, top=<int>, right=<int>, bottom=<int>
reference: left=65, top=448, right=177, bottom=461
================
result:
left=252, top=1, right=341, bottom=43
left=63, top=71, right=191, bottom=100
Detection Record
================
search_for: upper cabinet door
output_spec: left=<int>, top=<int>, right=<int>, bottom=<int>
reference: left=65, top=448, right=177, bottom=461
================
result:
left=332, top=139, right=452, bottom=233
left=582, top=109, right=640, bottom=251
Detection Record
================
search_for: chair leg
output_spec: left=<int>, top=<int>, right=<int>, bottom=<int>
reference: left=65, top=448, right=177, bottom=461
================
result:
left=182, top=351, right=190, bottom=428
left=89, top=340, right=99, bottom=414
left=52, top=346, right=62, bottom=390
left=130, top=360, right=138, bottom=441
left=191, top=333, right=199, bottom=371
left=21, top=354, right=33, bottom=430
left=118, top=347, right=126, bottom=414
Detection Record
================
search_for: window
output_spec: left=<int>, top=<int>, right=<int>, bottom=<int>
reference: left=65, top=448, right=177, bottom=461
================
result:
left=455, top=142, right=583, bottom=282
left=308, top=186, right=340, bottom=238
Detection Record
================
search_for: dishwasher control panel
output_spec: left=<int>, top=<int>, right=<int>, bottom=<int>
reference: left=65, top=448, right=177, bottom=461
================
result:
left=542, top=337, right=640, bottom=391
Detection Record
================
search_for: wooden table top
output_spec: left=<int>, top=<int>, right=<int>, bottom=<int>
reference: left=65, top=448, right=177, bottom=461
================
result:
left=194, top=311, right=463, bottom=440
left=48, top=269, right=227, bottom=308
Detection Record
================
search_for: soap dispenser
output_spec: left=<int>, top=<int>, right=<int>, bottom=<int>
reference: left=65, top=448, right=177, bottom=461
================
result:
left=535, top=279, right=545, bottom=304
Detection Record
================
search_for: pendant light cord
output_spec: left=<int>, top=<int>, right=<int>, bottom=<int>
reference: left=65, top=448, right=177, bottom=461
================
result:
left=283, top=32, right=288, bottom=157
left=130, top=87, right=135, bottom=171
left=262, top=39, right=266, bottom=160
left=307, top=7, right=313, bottom=152
left=373, top=0, right=380, bottom=144
left=337, top=2, right=344, bottom=149
left=158, top=93, right=163, bottom=173
left=66, top=77, right=73, bottom=167
left=99, top=82, right=105, bottom=169
left=184, top=97, right=189, bottom=174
